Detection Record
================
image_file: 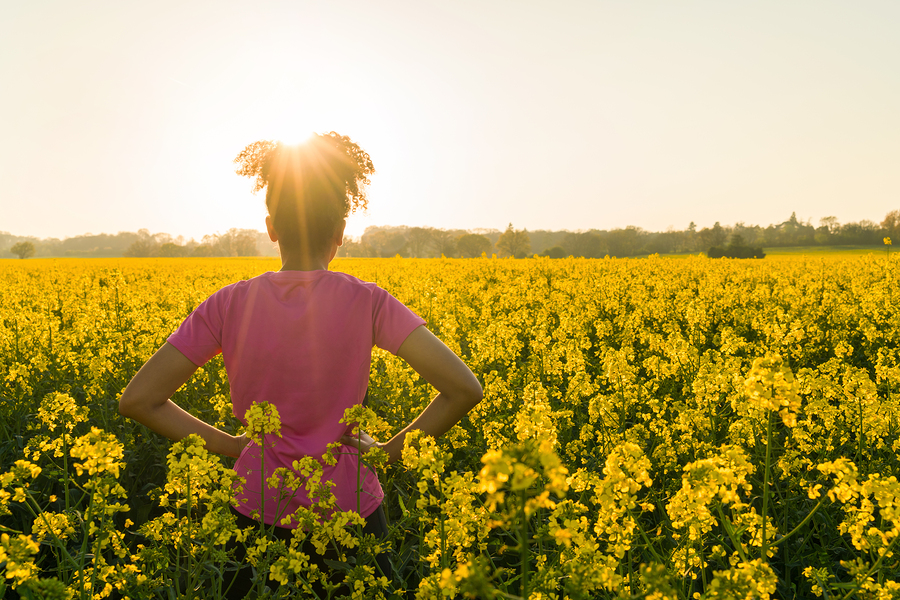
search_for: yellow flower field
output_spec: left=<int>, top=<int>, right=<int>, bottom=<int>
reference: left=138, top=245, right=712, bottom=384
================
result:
left=1, top=255, right=899, bottom=599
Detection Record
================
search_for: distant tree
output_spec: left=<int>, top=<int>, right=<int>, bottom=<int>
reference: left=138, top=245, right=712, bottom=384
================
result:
left=526, top=229, right=567, bottom=255
left=708, top=234, right=765, bottom=259
left=773, top=212, right=816, bottom=245
left=838, top=220, right=880, bottom=245
left=337, top=236, right=372, bottom=258
left=562, top=232, right=607, bottom=258
left=698, top=222, right=728, bottom=250
left=10, top=241, right=35, bottom=259
left=124, top=238, right=157, bottom=257
left=541, top=246, right=566, bottom=259
left=159, top=242, right=188, bottom=257
left=605, top=227, right=642, bottom=257
left=643, top=230, right=679, bottom=255
left=820, top=216, right=840, bottom=235
left=783, top=212, right=800, bottom=231
left=365, top=230, right=407, bottom=257
left=123, top=229, right=159, bottom=257
left=680, top=222, right=700, bottom=252
left=882, top=210, right=900, bottom=241
left=407, top=227, right=433, bottom=257
left=712, top=221, right=727, bottom=243
left=192, top=244, right=213, bottom=257
left=430, top=229, right=458, bottom=257
left=456, top=233, right=492, bottom=258
left=497, top=224, right=531, bottom=258
left=210, top=229, right=259, bottom=257
left=234, top=232, right=259, bottom=257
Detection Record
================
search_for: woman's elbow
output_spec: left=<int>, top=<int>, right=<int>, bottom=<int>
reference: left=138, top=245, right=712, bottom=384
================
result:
left=118, top=391, right=145, bottom=420
left=462, top=379, right=484, bottom=410
left=118, top=395, right=134, bottom=419
left=442, top=378, right=482, bottom=413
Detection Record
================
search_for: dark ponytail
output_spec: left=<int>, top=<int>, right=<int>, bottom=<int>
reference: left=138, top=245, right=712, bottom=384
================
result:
left=234, top=133, right=374, bottom=255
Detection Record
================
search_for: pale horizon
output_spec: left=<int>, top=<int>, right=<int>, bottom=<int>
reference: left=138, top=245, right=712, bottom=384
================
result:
left=3, top=1, right=899, bottom=242
left=1, top=210, right=894, bottom=245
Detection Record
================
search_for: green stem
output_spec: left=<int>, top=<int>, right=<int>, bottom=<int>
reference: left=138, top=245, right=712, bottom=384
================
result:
left=186, top=469, right=193, bottom=600
left=857, top=394, right=864, bottom=462
left=438, top=477, right=448, bottom=570
left=494, top=592, right=525, bottom=600
left=259, top=434, right=266, bottom=527
left=699, top=538, right=708, bottom=592
left=760, top=410, right=773, bottom=561
left=63, top=433, right=71, bottom=514
left=272, top=479, right=302, bottom=530
left=258, top=434, right=266, bottom=598
left=357, top=428, right=362, bottom=516
left=24, top=492, right=78, bottom=578
left=518, top=493, right=529, bottom=599
left=77, top=491, right=97, bottom=600
left=89, top=493, right=108, bottom=600
left=628, top=509, right=666, bottom=565
left=717, top=504, right=748, bottom=563
left=174, top=493, right=182, bottom=598
left=769, top=498, right=824, bottom=548
left=627, top=545, right=635, bottom=593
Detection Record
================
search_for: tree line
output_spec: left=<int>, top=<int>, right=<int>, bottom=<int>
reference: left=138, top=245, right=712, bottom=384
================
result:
left=339, top=210, right=898, bottom=258
left=339, top=224, right=532, bottom=258
left=1, top=229, right=277, bottom=259
left=4, top=210, right=899, bottom=259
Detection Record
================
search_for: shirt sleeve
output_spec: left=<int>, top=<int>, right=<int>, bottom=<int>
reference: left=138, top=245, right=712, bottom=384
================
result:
left=167, top=287, right=229, bottom=366
left=372, top=286, right=426, bottom=354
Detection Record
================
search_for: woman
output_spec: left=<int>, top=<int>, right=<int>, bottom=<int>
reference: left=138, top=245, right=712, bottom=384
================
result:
left=118, top=133, right=483, bottom=596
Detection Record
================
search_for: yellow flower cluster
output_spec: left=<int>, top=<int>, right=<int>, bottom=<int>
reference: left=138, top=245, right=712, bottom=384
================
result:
left=69, top=427, right=124, bottom=478
left=478, top=439, right=568, bottom=520
left=703, top=558, right=778, bottom=600
left=740, top=354, right=802, bottom=427
left=244, top=400, right=282, bottom=444
left=2, top=254, right=900, bottom=598
left=0, top=533, right=40, bottom=589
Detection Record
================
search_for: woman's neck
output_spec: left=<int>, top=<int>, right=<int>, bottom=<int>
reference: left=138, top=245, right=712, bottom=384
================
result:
left=278, top=252, right=330, bottom=272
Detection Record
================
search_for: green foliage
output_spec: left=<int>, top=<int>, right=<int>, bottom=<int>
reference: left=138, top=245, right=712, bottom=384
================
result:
left=10, top=241, right=35, bottom=259
left=158, top=242, right=189, bottom=257
left=496, top=223, right=531, bottom=258
left=456, top=233, right=492, bottom=258
left=540, top=245, right=567, bottom=259
left=561, top=231, right=607, bottom=257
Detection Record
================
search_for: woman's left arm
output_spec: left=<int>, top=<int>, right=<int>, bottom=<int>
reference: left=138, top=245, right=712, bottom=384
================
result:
left=119, top=342, right=246, bottom=458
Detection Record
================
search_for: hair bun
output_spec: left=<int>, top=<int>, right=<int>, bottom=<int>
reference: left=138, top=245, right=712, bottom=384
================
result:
left=233, top=133, right=374, bottom=215
left=233, top=139, right=280, bottom=194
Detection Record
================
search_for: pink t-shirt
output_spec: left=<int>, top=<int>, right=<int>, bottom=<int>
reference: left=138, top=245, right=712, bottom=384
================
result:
left=167, top=270, right=425, bottom=524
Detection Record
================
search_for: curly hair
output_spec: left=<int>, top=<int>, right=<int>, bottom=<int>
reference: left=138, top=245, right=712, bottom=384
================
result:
left=234, top=133, right=374, bottom=255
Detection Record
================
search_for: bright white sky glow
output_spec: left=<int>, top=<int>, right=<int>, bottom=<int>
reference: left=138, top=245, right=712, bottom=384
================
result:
left=2, top=1, right=899, bottom=240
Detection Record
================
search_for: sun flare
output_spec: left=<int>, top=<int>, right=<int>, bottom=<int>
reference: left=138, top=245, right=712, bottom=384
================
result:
left=277, top=131, right=316, bottom=147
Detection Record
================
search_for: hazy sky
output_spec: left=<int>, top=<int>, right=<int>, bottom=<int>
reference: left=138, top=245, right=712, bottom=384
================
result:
left=2, top=1, right=899, bottom=241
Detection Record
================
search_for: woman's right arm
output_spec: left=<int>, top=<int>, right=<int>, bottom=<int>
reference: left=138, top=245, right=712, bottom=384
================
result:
left=345, top=325, right=483, bottom=464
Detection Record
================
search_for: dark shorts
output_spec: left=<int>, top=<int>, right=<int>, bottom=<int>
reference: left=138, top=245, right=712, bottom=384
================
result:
left=223, top=503, right=392, bottom=599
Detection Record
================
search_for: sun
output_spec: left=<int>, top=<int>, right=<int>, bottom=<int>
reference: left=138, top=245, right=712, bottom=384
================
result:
left=278, top=131, right=316, bottom=147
